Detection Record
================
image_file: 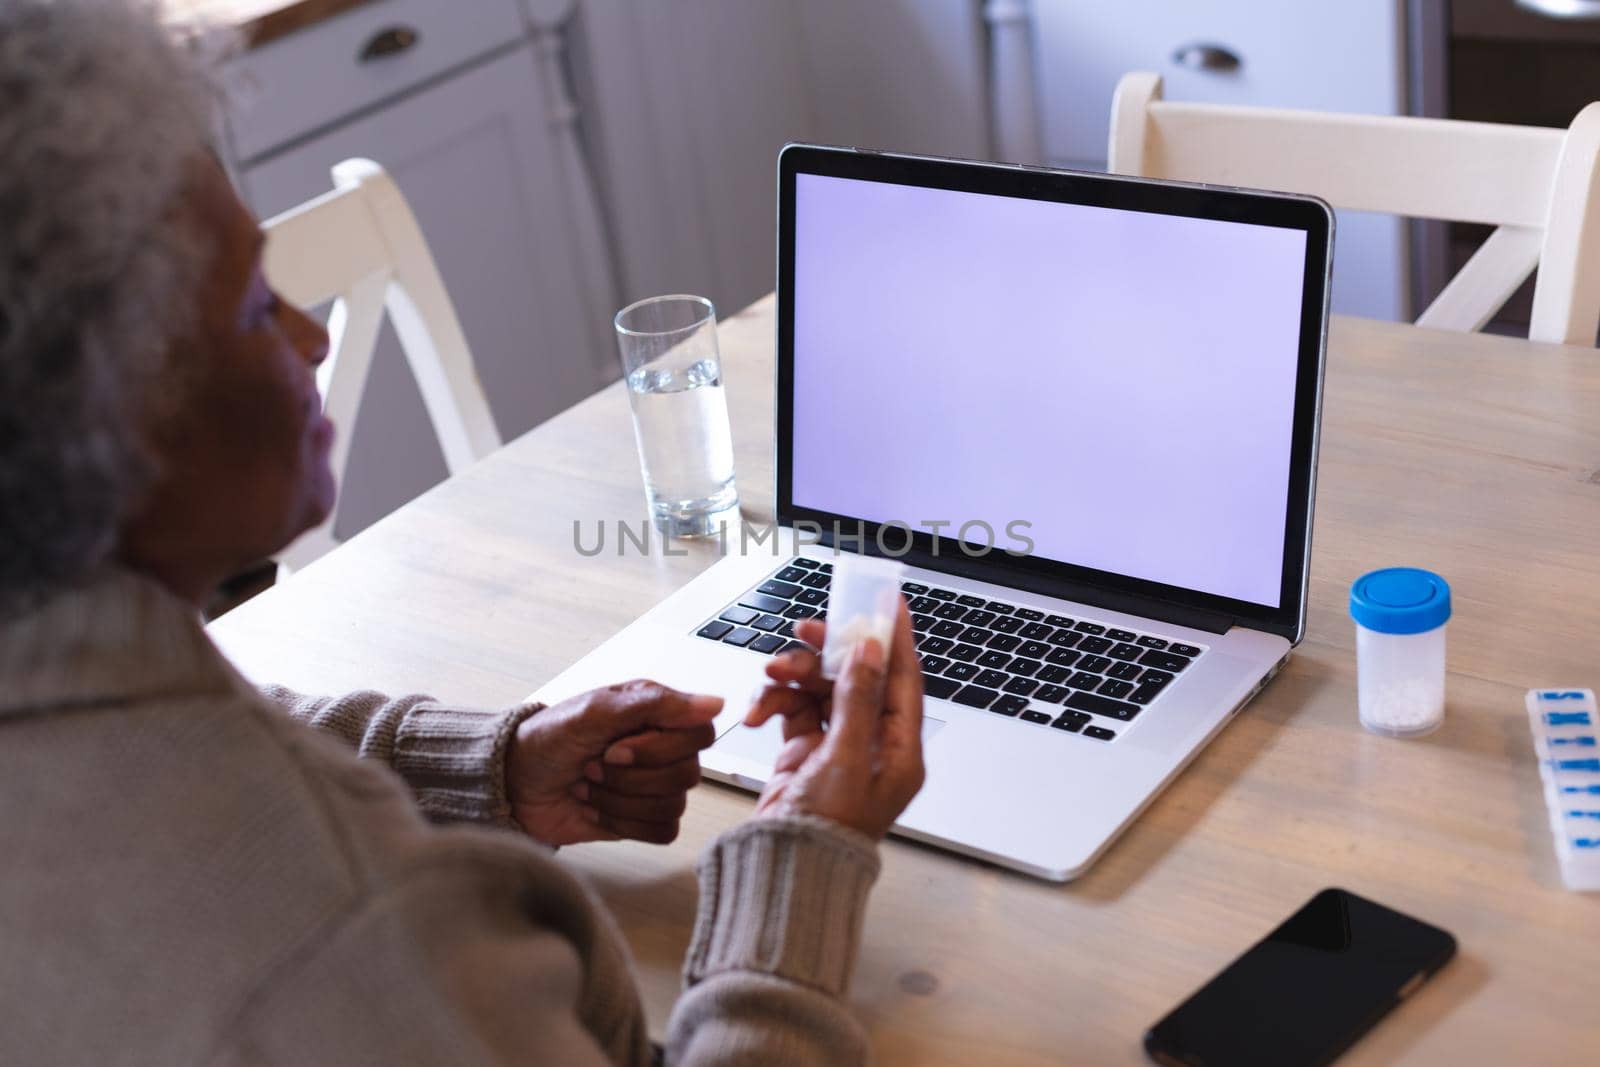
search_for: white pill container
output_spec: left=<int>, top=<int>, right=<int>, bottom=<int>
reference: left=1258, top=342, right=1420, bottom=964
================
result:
left=821, top=554, right=906, bottom=679
left=1349, top=568, right=1452, bottom=738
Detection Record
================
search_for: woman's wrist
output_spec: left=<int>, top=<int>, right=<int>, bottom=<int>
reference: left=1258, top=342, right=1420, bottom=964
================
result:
left=751, top=796, right=888, bottom=841
left=686, top=814, right=881, bottom=995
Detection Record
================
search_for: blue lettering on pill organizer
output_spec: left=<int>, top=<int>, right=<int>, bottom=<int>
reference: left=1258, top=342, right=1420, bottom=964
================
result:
left=1566, top=811, right=1600, bottom=820
left=1551, top=737, right=1599, bottom=747
left=1551, top=758, right=1600, bottom=772
left=1540, top=691, right=1590, bottom=701
left=1575, top=839, right=1600, bottom=849
left=1561, top=785, right=1600, bottom=795
left=1546, top=712, right=1594, bottom=725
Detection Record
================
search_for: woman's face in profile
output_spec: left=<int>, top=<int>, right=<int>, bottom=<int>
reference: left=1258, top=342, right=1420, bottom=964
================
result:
left=119, top=155, right=336, bottom=591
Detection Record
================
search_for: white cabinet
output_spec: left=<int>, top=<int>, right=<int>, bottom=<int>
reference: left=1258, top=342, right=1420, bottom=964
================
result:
left=1033, top=0, right=1406, bottom=164
left=226, top=0, right=986, bottom=540
left=233, top=14, right=613, bottom=540
left=574, top=0, right=1416, bottom=323
left=224, top=0, right=528, bottom=161
left=569, top=0, right=814, bottom=318
left=571, top=0, right=989, bottom=318
left=1030, top=0, right=1411, bottom=321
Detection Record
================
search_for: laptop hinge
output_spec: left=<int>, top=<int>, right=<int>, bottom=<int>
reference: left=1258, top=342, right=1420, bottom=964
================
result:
left=816, top=535, right=1236, bottom=636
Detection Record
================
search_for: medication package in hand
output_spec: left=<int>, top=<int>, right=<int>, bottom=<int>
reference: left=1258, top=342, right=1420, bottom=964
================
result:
left=821, top=554, right=906, bottom=679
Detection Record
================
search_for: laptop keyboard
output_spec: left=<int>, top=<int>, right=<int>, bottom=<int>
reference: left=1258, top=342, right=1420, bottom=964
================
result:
left=693, top=557, right=1209, bottom=743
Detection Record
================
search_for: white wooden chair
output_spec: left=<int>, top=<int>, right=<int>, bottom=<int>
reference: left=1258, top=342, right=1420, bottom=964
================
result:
left=262, top=158, right=502, bottom=573
left=1108, top=71, right=1600, bottom=345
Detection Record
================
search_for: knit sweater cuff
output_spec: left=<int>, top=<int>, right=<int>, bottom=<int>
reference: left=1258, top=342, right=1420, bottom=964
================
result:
left=684, top=815, right=881, bottom=997
left=392, top=701, right=542, bottom=827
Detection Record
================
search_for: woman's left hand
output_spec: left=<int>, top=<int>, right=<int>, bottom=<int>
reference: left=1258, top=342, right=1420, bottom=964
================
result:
left=506, top=680, right=723, bottom=847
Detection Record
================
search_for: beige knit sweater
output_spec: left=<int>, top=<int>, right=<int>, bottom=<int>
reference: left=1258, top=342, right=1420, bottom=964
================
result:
left=0, top=570, right=881, bottom=1065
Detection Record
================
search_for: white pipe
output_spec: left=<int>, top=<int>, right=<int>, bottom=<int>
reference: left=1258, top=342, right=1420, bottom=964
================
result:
left=985, top=0, right=1041, bottom=164
left=526, top=1, right=625, bottom=388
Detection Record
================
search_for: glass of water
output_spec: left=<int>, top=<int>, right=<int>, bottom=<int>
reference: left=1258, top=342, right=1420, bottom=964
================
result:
left=614, top=294, right=739, bottom=538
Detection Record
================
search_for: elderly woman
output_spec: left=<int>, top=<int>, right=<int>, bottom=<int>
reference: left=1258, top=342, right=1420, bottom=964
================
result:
left=0, top=2, right=926, bottom=1064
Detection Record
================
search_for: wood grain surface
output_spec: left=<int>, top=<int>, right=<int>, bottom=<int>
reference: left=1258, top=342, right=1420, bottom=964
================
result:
left=210, top=295, right=1600, bottom=1064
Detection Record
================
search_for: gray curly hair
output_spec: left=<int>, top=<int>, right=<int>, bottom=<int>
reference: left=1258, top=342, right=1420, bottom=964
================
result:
left=0, top=0, right=219, bottom=615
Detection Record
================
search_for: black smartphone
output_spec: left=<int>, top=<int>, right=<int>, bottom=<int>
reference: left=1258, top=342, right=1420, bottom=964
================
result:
left=1144, top=888, right=1456, bottom=1067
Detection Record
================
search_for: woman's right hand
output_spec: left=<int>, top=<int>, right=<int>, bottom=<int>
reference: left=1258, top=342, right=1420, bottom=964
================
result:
left=742, top=606, right=926, bottom=840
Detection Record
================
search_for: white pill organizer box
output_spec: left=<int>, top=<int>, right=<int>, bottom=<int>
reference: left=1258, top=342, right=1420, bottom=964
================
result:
left=1525, top=688, right=1600, bottom=891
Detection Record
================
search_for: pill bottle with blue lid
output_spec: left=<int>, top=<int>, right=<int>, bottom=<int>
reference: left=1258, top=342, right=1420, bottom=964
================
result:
left=1349, top=568, right=1451, bottom=737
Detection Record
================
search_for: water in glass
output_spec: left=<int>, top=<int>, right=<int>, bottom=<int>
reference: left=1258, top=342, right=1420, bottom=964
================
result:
left=625, top=356, right=737, bottom=536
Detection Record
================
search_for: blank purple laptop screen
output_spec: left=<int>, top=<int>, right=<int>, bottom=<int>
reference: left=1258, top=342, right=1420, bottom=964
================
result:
left=791, top=173, right=1308, bottom=607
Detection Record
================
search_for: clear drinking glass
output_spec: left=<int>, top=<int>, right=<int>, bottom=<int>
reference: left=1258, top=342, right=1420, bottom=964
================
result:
left=613, top=295, right=739, bottom=537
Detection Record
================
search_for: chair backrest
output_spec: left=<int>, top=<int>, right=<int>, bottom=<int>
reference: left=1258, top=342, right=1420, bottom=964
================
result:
left=1108, top=71, right=1600, bottom=346
left=262, top=158, right=502, bottom=571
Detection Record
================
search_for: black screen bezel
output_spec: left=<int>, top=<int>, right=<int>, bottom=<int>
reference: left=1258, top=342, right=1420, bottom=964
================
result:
left=775, top=144, right=1332, bottom=642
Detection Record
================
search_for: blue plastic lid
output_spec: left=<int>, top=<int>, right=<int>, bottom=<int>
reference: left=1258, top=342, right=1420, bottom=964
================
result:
left=1349, top=568, right=1451, bottom=634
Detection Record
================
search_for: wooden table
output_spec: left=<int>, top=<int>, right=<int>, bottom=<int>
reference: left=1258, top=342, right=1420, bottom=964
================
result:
left=210, top=295, right=1600, bottom=1065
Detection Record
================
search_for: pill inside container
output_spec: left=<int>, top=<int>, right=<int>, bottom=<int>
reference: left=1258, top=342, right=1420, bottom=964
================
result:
left=821, top=555, right=906, bottom=679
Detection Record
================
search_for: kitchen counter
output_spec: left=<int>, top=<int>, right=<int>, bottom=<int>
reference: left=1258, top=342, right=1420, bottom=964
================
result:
left=160, top=0, right=380, bottom=48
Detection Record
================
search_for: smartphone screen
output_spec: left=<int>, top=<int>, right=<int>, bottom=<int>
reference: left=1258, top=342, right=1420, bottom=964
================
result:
left=1145, top=888, right=1456, bottom=1067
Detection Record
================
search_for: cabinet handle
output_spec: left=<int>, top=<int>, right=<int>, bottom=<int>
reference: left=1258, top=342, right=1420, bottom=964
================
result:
left=1171, top=43, right=1241, bottom=73
left=1514, top=0, right=1600, bottom=18
left=359, top=25, right=420, bottom=63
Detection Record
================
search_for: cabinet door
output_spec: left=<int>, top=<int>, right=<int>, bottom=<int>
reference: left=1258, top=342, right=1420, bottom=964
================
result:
left=1031, top=0, right=1409, bottom=321
left=225, top=0, right=526, bottom=160
left=572, top=0, right=814, bottom=316
left=243, top=45, right=611, bottom=540
left=572, top=0, right=988, bottom=319
left=1034, top=0, right=1405, bottom=163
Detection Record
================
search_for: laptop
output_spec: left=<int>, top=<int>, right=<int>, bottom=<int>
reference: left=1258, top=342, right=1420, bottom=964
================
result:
left=532, top=144, right=1333, bottom=881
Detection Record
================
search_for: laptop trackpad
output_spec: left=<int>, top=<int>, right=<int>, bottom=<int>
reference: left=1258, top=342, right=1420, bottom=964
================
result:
left=712, top=714, right=947, bottom=775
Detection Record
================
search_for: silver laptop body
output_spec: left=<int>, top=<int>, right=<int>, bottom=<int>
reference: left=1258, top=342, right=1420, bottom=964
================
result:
left=533, top=145, right=1333, bottom=881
